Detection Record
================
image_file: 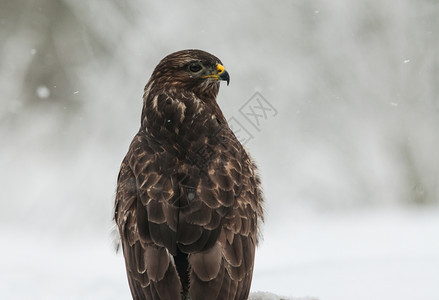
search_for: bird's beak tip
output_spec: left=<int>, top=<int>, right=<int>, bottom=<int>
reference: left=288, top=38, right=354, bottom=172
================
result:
left=218, top=69, right=230, bottom=86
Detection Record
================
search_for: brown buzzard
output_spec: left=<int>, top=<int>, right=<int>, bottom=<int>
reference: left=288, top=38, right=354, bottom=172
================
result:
left=114, top=49, right=263, bottom=300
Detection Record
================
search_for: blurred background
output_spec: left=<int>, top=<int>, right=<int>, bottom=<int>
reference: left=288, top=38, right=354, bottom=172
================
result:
left=1, top=1, right=438, bottom=299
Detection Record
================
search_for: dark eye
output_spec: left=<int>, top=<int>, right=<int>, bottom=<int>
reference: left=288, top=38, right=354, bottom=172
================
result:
left=189, top=63, right=202, bottom=73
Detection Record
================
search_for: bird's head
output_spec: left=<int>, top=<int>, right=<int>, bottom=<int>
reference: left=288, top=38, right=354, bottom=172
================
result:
left=148, top=49, right=230, bottom=100
left=141, top=50, right=231, bottom=137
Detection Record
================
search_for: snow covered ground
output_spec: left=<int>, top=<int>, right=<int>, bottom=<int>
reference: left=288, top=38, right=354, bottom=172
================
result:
left=253, top=208, right=439, bottom=300
left=1, top=208, right=438, bottom=300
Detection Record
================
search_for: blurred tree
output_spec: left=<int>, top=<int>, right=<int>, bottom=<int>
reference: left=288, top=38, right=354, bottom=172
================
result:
left=0, top=0, right=134, bottom=113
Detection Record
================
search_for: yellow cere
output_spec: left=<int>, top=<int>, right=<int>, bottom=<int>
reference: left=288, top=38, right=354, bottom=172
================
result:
left=216, top=64, right=225, bottom=74
left=202, top=63, right=226, bottom=79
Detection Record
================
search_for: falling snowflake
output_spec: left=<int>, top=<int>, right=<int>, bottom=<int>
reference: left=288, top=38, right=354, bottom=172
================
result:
left=36, top=85, right=50, bottom=99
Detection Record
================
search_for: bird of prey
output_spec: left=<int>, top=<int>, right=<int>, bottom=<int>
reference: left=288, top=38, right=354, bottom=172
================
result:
left=114, top=49, right=264, bottom=300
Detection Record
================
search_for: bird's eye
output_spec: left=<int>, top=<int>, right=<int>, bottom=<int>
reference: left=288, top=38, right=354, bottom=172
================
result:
left=189, top=63, right=202, bottom=73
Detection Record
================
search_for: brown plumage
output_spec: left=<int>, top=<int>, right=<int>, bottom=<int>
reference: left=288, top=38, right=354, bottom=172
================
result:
left=114, top=49, right=263, bottom=300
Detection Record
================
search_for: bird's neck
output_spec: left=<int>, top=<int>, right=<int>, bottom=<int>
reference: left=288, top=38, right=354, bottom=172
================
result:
left=140, top=85, right=227, bottom=149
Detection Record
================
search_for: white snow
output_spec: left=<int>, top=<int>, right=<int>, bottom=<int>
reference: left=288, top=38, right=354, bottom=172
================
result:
left=249, top=291, right=315, bottom=300
left=36, top=85, right=50, bottom=99
left=252, top=208, right=439, bottom=300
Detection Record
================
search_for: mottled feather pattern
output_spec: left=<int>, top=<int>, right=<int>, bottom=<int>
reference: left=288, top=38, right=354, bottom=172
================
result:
left=115, top=50, right=263, bottom=300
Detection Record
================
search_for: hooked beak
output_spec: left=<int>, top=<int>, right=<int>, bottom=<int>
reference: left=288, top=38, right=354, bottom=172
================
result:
left=202, top=63, right=230, bottom=86
left=217, top=64, right=230, bottom=86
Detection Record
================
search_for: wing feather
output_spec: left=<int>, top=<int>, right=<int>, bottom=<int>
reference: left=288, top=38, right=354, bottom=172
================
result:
left=115, top=146, right=182, bottom=299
